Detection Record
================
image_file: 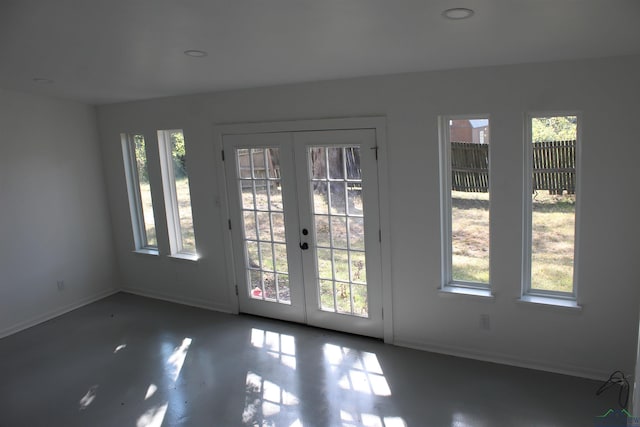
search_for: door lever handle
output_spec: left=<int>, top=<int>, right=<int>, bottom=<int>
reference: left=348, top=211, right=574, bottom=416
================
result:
left=299, top=242, right=309, bottom=250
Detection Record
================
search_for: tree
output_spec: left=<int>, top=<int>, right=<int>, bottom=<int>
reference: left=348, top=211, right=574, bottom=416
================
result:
left=170, top=131, right=187, bottom=178
left=133, top=134, right=149, bottom=183
left=531, top=116, right=577, bottom=142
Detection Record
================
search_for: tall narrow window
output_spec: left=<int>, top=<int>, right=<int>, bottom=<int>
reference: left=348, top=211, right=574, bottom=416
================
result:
left=441, top=117, right=491, bottom=288
left=121, top=133, right=158, bottom=250
left=525, top=115, right=578, bottom=297
left=158, top=129, right=197, bottom=257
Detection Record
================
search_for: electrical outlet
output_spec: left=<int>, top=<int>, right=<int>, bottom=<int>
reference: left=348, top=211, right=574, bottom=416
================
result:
left=480, top=314, right=491, bottom=331
left=56, top=280, right=65, bottom=291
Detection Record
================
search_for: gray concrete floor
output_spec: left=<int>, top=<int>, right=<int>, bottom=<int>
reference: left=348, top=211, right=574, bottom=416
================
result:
left=0, top=293, right=619, bottom=427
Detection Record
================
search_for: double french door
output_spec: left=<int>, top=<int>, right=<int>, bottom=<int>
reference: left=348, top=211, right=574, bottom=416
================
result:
left=223, top=129, right=383, bottom=338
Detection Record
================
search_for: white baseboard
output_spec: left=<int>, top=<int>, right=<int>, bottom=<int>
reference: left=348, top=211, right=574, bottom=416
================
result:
left=121, top=287, right=234, bottom=314
left=393, top=337, right=610, bottom=381
left=0, top=288, right=119, bottom=339
left=1, top=286, right=610, bottom=381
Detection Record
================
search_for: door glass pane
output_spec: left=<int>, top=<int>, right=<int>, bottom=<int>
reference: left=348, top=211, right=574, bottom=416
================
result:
left=347, top=187, right=363, bottom=216
left=254, top=181, right=270, bottom=210
left=236, top=148, right=290, bottom=304
left=256, top=212, right=272, bottom=241
left=274, top=244, right=288, bottom=272
left=328, top=182, right=346, bottom=215
left=345, top=148, right=362, bottom=180
left=310, top=148, right=327, bottom=179
left=327, top=147, right=345, bottom=179
left=319, top=279, right=335, bottom=311
left=313, top=183, right=329, bottom=214
left=272, top=213, right=286, bottom=242
left=352, top=284, right=368, bottom=316
left=309, top=146, right=368, bottom=317
left=333, top=250, right=350, bottom=282
left=314, top=215, right=331, bottom=246
left=350, top=251, right=367, bottom=283
left=243, top=212, right=257, bottom=240
left=331, top=216, right=348, bottom=249
left=317, top=249, right=333, bottom=280
left=348, top=217, right=365, bottom=250
left=251, top=148, right=267, bottom=176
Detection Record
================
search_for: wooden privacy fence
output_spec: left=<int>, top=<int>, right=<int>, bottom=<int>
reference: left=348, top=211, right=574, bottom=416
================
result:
left=451, top=140, right=576, bottom=194
left=531, top=140, right=576, bottom=195
left=451, top=142, right=489, bottom=192
left=237, top=148, right=280, bottom=190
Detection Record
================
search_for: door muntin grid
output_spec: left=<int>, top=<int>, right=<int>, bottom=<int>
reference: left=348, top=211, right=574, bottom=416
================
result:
left=309, top=146, right=369, bottom=317
left=236, top=148, right=291, bottom=304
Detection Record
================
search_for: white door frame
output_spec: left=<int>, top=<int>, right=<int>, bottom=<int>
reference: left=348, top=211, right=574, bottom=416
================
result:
left=214, top=117, right=393, bottom=343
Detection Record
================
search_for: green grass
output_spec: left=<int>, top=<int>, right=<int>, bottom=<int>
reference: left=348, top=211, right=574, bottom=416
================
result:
left=175, top=178, right=196, bottom=253
left=451, top=190, right=576, bottom=292
left=139, top=181, right=157, bottom=247
left=530, top=192, right=575, bottom=292
left=451, top=191, right=490, bottom=283
left=139, top=178, right=196, bottom=252
left=243, top=187, right=369, bottom=316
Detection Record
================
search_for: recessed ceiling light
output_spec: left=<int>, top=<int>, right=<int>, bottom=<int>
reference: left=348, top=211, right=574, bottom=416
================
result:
left=32, top=77, right=54, bottom=84
left=184, top=49, right=208, bottom=58
left=442, top=8, right=474, bottom=20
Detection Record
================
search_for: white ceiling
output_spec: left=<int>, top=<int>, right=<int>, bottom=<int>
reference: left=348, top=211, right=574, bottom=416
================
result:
left=1, top=0, right=639, bottom=105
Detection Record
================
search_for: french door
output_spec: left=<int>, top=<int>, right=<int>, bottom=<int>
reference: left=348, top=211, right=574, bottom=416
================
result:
left=223, top=129, right=383, bottom=338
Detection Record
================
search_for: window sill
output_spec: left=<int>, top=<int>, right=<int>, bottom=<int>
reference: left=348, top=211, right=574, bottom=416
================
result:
left=517, top=295, right=582, bottom=312
left=168, top=253, right=199, bottom=263
left=439, top=285, right=495, bottom=300
left=133, top=248, right=159, bottom=256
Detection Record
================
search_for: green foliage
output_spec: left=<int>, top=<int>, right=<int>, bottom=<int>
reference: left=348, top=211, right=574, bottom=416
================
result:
left=133, top=132, right=188, bottom=183
left=133, top=134, right=149, bottom=183
left=532, top=116, right=577, bottom=142
left=171, top=131, right=188, bottom=178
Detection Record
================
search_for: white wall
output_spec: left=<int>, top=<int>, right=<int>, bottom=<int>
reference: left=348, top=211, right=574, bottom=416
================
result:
left=96, top=55, right=640, bottom=379
left=0, top=89, right=118, bottom=337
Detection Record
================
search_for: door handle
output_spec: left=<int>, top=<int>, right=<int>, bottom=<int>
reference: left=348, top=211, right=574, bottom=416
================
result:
left=299, top=242, right=309, bottom=250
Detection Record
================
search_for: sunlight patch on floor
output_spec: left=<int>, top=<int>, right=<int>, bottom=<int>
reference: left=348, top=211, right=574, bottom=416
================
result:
left=251, top=328, right=297, bottom=370
left=341, top=410, right=407, bottom=426
left=113, top=344, right=127, bottom=353
left=144, top=384, right=157, bottom=400
left=136, top=403, right=169, bottom=427
left=78, top=385, right=98, bottom=410
left=451, top=412, right=486, bottom=427
left=137, top=337, right=193, bottom=427
left=242, top=371, right=299, bottom=425
left=166, top=337, right=192, bottom=382
left=324, top=344, right=391, bottom=396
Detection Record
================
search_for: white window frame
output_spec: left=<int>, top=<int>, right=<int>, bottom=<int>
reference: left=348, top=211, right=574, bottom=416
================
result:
left=522, top=112, right=581, bottom=301
left=439, top=115, right=491, bottom=292
left=121, top=133, right=158, bottom=253
left=157, top=129, right=198, bottom=259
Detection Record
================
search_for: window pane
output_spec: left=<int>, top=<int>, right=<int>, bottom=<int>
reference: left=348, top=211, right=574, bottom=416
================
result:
left=449, top=118, right=490, bottom=284
left=170, top=131, right=196, bottom=253
left=159, top=130, right=197, bottom=255
left=133, top=134, right=157, bottom=248
left=530, top=116, right=577, bottom=293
